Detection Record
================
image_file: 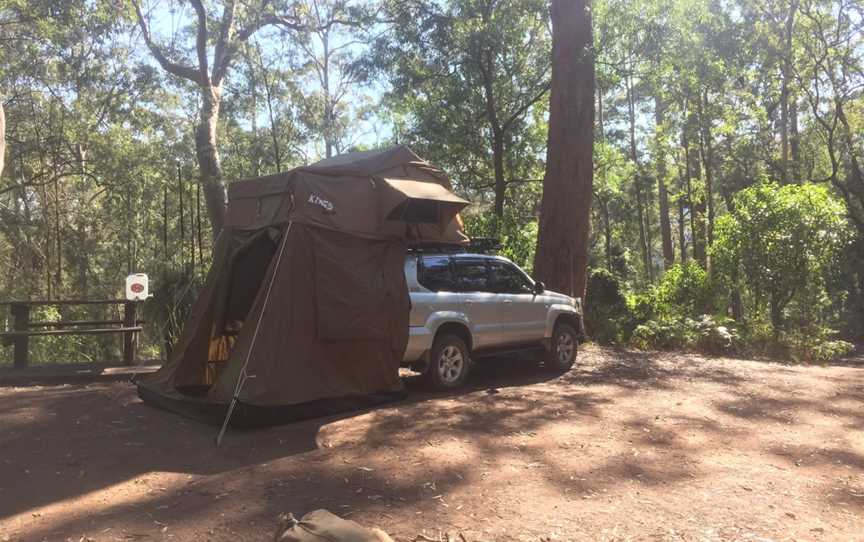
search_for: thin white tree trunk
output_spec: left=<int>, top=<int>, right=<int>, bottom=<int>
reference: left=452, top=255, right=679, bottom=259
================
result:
left=0, top=100, right=6, bottom=179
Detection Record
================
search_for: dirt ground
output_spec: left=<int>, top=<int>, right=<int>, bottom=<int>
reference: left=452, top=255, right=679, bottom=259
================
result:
left=1, top=345, right=863, bottom=542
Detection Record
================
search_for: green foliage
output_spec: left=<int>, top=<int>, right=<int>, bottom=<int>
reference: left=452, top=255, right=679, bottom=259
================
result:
left=375, top=0, right=550, bottom=218
left=624, top=261, right=718, bottom=327
left=712, top=182, right=850, bottom=334
left=625, top=262, right=737, bottom=353
left=808, top=340, right=855, bottom=363
left=141, top=268, right=205, bottom=358
left=584, top=268, right=634, bottom=344
left=2, top=0, right=864, bottom=367
left=630, top=314, right=738, bottom=353
left=653, top=262, right=717, bottom=318
left=463, top=211, right=538, bottom=273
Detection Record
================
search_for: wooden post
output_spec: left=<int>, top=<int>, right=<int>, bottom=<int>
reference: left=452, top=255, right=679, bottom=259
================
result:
left=11, top=303, right=30, bottom=369
left=123, top=301, right=138, bottom=365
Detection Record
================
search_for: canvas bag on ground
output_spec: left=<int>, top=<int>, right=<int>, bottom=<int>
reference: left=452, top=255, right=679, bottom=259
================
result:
left=274, top=509, right=393, bottom=542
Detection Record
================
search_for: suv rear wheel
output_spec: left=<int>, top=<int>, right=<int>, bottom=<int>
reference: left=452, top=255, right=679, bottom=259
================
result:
left=425, top=334, right=471, bottom=391
left=545, top=322, right=578, bottom=373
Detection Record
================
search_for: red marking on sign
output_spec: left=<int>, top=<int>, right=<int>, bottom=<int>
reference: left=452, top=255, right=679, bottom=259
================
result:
left=131, top=283, right=144, bottom=293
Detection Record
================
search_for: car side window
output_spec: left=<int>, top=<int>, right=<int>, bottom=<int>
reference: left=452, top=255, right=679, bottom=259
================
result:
left=453, top=259, right=490, bottom=292
left=419, top=255, right=455, bottom=291
left=488, top=260, right=534, bottom=294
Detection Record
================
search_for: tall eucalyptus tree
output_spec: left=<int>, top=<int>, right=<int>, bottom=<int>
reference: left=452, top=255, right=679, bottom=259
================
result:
left=534, top=0, right=594, bottom=297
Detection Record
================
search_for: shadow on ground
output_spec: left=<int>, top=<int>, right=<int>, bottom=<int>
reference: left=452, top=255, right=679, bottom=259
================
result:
left=2, top=346, right=863, bottom=541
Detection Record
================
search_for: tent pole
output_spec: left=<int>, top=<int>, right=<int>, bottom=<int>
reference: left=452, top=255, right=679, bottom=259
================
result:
left=215, top=221, right=293, bottom=446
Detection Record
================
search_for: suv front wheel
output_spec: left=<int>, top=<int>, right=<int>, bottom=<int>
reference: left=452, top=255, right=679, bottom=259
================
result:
left=425, top=334, right=471, bottom=391
left=546, top=322, right=578, bottom=373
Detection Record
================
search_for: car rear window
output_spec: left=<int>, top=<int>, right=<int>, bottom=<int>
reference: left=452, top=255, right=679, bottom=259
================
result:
left=419, top=255, right=455, bottom=291
left=453, top=259, right=489, bottom=292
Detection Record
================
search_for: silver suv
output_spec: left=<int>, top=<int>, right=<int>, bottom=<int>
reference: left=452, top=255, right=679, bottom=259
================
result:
left=403, top=252, right=584, bottom=390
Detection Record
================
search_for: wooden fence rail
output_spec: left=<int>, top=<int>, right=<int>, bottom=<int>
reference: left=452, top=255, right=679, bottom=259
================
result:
left=0, top=300, right=143, bottom=368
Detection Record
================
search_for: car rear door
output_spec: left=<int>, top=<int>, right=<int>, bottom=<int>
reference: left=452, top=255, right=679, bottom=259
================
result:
left=451, top=257, right=500, bottom=350
left=413, top=255, right=462, bottom=327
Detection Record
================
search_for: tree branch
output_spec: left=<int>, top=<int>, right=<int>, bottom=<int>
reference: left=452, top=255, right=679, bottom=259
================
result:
left=215, top=1, right=314, bottom=86
left=188, top=0, right=211, bottom=85
left=131, top=0, right=203, bottom=84
left=502, top=81, right=551, bottom=131
left=0, top=168, right=98, bottom=197
left=212, top=0, right=238, bottom=85
left=472, top=178, right=543, bottom=190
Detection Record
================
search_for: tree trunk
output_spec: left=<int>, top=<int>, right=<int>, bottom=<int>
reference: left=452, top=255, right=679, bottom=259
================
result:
left=195, top=86, right=227, bottom=236
left=492, top=130, right=506, bottom=221
left=478, top=46, right=506, bottom=226
left=770, top=291, right=783, bottom=339
left=627, top=74, right=651, bottom=282
left=635, top=178, right=651, bottom=279
left=0, top=100, right=5, bottom=179
left=676, top=159, right=688, bottom=264
left=601, top=196, right=612, bottom=269
left=534, top=0, right=594, bottom=298
left=257, top=43, right=284, bottom=172
left=678, top=196, right=687, bottom=265
left=780, top=0, right=798, bottom=184
left=322, top=30, right=334, bottom=159
left=721, top=189, right=743, bottom=320
left=655, top=96, right=674, bottom=268
left=54, top=178, right=62, bottom=292
left=683, top=110, right=707, bottom=268
left=597, top=82, right=604, bottom=139
left=246, top=48, right=260, bottom=177
left=697, top=89, right=715, bottom=263
left=790, top=97, right=799, bottom=179
left=644, top=177, right=655, bottom=279
left=177, top=161, right=186, bottom=270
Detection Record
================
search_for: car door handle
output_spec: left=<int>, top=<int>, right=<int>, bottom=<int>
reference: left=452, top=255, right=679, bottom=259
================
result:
left=503, top=299, right=513, bottom=304
left=464, top=299, right=474, bottom=304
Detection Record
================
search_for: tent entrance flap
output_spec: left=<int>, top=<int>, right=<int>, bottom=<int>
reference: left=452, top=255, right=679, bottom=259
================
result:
left=206, top=231, right=279, bottom=384
left=222, top=233, right=278, bottom=327
left=378, top=177, right=469, bottom=226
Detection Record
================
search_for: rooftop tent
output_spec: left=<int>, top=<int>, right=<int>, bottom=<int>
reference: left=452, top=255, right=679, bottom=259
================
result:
left=379, top=177, right=469, bottom=226
left=136, top=146, right=469, bottom=427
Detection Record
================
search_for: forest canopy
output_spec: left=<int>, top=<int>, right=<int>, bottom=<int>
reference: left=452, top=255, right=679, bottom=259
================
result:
left=0, top=0, right=861, bottom=363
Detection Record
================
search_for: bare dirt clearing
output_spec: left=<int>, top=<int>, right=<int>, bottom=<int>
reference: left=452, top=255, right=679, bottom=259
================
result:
left=1, top=345, right=863, bottom=541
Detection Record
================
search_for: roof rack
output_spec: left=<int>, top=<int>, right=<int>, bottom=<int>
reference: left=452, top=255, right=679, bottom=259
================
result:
left=407, top=237, right=501, bottom=255
left=469, top=237, right=502, bottom=253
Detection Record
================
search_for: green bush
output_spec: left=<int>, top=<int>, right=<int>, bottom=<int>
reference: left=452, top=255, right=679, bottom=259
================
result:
left=142, top=268, right=205, bottom=358
left=584, top=268, right=634, bottom=344
left=808, top=340, right=855, bottom=362
left=628, top=262, right=720, bottom=323
left=654, top=262, right=718, bottom=316
left=712, top=181, right=850, bottom=336
left=462, top=211, right=538, bottom=273
left=630, top=314, right=739, bottom=353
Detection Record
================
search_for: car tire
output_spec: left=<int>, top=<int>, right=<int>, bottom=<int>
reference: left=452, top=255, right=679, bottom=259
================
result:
left=545, top=322, right=578, bottom=373
left=425, top=334, right=471, bottom=391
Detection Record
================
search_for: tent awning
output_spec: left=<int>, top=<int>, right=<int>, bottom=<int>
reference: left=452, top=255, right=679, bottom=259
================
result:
left=378, top=177, right=469, bottom=225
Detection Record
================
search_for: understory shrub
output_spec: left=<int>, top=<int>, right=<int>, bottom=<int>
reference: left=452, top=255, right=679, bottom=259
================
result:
left=630, top=314, right=739, bottom=353
left=630, top=262, right=721, bottom=321
left=622, top=261, right=738, bottom=352
left=808, top=340, right=855, bottom=362
left=584, top=268, right=634, bottom=344
left=706, top=182, right=855, bottom=361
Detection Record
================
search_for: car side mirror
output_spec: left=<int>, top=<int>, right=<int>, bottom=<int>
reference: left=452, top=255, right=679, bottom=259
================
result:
left=533, top=281, right=545, bottom=294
